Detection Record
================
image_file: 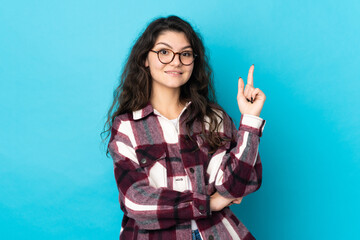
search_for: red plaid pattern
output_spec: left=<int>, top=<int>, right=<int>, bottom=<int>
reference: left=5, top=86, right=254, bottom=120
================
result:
left=108, top=102, right=265, bottom=240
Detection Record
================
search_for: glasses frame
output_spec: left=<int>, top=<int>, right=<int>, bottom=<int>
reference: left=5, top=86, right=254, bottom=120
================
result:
left=149, top=49, right=197, bottom=66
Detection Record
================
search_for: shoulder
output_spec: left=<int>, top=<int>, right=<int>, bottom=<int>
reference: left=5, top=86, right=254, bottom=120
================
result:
left=112, top=112, right=134, bottom=129
left=108, top=112, right=138, bottom=156
left=109, top=112, right=135, bottom=143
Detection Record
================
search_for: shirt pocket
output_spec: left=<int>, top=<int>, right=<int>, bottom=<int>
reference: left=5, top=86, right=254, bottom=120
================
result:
left=135, top=144, right=167, bottom=188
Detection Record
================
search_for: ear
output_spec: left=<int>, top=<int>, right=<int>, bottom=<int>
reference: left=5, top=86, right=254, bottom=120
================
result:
left=145, top=57, right=149, bottom=67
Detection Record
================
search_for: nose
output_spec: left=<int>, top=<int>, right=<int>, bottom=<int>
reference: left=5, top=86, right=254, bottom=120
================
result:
left=170, top=53, right=182, bottom=66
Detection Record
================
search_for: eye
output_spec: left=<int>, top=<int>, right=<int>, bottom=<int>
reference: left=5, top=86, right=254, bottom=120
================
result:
left=181, top=51, right=193, bottom=57
left=159, top=49, right=170, bottom=55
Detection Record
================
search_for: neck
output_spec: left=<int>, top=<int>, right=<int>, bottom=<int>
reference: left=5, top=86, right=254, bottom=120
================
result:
left=150, top=87, right=185, bottom=120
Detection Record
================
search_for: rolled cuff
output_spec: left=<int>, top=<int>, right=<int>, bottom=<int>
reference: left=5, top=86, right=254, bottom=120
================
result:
left=192, top=192, right=211, bottom=219
left=239, top=114, right=266, bottom=137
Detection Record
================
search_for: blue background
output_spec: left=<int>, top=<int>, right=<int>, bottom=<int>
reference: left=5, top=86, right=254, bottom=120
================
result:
left=1, top=0, right=359, bottom=239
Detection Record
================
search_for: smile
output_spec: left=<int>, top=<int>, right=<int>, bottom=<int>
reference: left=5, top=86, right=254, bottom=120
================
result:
left=165, top=71, right=183, bottom=75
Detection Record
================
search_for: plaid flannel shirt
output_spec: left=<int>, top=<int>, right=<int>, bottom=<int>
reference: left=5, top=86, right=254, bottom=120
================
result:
left=108, top=102, right=266, bottom=240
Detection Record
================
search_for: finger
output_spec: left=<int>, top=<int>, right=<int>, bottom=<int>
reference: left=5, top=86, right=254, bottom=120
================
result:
left=237, top=77, right=246, bottom=101
left=251, top=88, right=261, bottom=102
left=236, top=197, right=244, bottom=204
left=244, top=84, right=254, bottom=99
left=253, top=88, right=266, bottom=102
left=244, top=84, right=249, bottom=98
left=237, top=77, right=244, bottom=95
left=245, top=86, right=254, bottom=102
left=233, top=198, right=243, bottom=204
left=247, top=64, right=254, bottom=86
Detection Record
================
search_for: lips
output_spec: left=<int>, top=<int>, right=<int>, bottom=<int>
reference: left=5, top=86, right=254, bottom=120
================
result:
left=165, top=71, right=183, bottom=75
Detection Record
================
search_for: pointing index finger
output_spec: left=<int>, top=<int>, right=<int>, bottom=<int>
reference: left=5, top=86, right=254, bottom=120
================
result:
left=247, top=64, right=254, bottom=86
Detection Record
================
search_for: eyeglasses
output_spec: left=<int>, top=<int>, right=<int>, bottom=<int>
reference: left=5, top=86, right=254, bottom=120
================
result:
left=149, top=49, right=197, bottom=66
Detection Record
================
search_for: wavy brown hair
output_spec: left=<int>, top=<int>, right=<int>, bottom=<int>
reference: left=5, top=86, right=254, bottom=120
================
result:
left=101, top=15, right=227, bottom=156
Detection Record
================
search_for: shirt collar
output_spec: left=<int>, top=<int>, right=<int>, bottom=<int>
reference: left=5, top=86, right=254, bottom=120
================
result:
left=132, top=101, right=192, bottom=120
left=132, top=102, right=154, bottom=120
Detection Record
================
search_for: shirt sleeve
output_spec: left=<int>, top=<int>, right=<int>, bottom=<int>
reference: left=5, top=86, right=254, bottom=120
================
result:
left=209, top=113, right=266, bottom=199
left=108, top=117, right=211, bottom=230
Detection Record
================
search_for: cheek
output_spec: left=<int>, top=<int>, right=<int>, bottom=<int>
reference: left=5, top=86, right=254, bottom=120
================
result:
left=148, top=58, right=164, bottom=71
left=148, top=62, right=164, bottom=79
left=187, top=66, right=194, bottom=77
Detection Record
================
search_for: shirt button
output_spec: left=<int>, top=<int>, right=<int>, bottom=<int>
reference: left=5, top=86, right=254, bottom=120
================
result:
left=190, top=168, right=195, bottom=173
left=140, top=158, right=147, bottom=164
left=199, top=205, right=204, bottom=211
left=208, top=235, right=214, bottom=240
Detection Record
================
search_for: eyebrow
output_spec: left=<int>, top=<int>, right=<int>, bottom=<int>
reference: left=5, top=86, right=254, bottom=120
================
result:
left=155, top=42, right=192, bottom=50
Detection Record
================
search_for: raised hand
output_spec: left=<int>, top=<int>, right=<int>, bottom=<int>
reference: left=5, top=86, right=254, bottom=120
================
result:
left=237, top=65, right=266, bottom=117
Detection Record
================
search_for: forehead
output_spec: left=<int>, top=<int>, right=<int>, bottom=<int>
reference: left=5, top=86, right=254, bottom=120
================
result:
left=154, top=31, right=191, bottom=48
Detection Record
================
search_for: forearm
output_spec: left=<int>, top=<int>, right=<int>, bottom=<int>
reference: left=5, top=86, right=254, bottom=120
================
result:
left=214, top=114, right=265, bottom=198
left=115, top=165, right=211, bottom=230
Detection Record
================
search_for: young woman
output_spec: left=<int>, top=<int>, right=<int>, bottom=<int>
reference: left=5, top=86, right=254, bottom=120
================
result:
left=103, top=15, right=266, bottom=240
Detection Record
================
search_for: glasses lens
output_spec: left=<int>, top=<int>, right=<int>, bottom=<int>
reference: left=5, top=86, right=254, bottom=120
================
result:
left=180, top=51, right=195, bottom=65
left=158, top=49, right=174, bottom=64
left=157, top=49, right=195, bottom=65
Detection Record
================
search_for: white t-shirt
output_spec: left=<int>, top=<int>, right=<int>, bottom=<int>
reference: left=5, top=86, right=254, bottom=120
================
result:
left=170, top=118, right=199, bottom=231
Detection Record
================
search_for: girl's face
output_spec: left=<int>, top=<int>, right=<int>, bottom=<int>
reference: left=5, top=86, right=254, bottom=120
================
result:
left=145, top=31, right=194, bottom=92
